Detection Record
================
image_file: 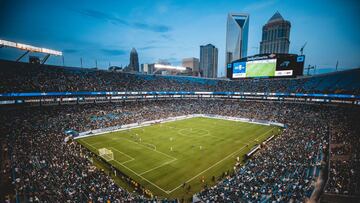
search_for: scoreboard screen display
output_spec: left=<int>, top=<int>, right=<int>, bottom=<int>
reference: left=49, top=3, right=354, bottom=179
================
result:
left=231, top=54, right=304, bottom=79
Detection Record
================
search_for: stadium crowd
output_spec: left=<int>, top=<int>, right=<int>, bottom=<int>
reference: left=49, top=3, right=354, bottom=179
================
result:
left=0, top=60, right=359, bottom=94
left=1, top=99, right=359, bottom=202
left=198, top=102, right=360, bottom=202
left=0, top=59, right=359, bottom=202
left=324, top=109, right=360, bottom=195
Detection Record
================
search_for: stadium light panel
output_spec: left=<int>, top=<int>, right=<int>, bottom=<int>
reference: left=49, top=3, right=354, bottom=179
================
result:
left=0, top=39, right=62, bottom=56
left=154, top=64, right=187, bottom=71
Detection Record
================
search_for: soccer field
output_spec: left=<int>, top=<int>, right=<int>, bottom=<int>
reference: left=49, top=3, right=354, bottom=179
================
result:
left=77, top=117, right=281, bottom=199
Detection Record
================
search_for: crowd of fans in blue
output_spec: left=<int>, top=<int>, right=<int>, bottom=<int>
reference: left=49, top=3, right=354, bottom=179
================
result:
left=0, top=60, right=359, bottom=202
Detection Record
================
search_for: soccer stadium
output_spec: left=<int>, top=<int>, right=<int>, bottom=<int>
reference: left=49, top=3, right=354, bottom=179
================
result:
left=1, top=1, right=360, bottom=203
left=1, top=59, right=359, bottom=202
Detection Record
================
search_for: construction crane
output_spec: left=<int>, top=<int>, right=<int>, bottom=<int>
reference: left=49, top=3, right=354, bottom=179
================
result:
left=306, top=65, right=316, bottom=76
left=300, top=42, right=307, bottom=55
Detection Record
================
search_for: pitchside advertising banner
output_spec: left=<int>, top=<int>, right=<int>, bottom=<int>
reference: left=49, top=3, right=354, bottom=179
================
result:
left=231, top=54, right=305, bottom=79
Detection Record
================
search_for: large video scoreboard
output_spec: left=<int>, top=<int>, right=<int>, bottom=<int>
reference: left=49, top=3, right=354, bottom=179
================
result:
left=227, top=54, right=305, bottom=79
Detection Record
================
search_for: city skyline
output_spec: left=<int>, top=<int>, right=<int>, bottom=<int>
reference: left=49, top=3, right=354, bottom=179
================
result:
left=0, top=0, right=359, bottom=76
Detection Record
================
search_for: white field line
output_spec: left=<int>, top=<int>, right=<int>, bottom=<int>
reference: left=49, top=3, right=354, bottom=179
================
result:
left=109, top=147, right=135, bottom=164
left=75, top=114, right=284, bottom=140
left=139, top=158, right=177, bottom=176
left=82, top=125, right=277, bottom=194
left=83, top=139, right=171, bottom=194
left=121, top=159, right=136, bottom=165
left=167, top=127, right=276, bottom=193
left=131, top=124, right=271, bottom=177
left=142, top=142, right=157, bottom=150
left=81, top=139, right=98, bottom=151
left=167, top=145, right=248, bottom=193
left=86, top=136, right=176, bottom=160
left=111, top=158, right=171, bottom=194
left=176, top=128, right=220, bottom=139
left=113, top=136, right=176, bottom=160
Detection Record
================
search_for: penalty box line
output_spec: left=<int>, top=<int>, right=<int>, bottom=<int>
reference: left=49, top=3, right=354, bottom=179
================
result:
left=81, top=138, right=172, bottom=194
left=167, top=127, right=276, bottom=194
left=82, top=140, right=136, bottom=164
left=109, top=147, right=135, bottom=164
left=89, top=134, right=177, bottom=160
left=81, top=126, right=276, bottom=195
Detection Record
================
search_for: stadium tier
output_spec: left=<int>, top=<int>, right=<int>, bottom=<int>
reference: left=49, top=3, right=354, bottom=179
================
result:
left=0, top=60, right=359, bottom=203
left=0, top=59, right=359, bottom=94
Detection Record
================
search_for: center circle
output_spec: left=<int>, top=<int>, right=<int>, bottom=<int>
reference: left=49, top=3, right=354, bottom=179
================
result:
left=178, top=128, right=209, bottom=137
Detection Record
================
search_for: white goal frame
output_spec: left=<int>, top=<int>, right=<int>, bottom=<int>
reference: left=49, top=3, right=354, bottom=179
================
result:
left=98, top=148, right=114, bottom=161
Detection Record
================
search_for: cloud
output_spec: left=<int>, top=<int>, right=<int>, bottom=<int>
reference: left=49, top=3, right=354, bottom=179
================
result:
left=158, top=57, right=180, bottom=64
left=79, top=9, right=129, bottom=25
left=160, top=34, right=172, bottom=40
left=139, top=45, right=167, bottom=51
left=101, top=49, right=126, bottom=56
left=133, top=22, right=171, bottom=33
left=79, top=9, right=171, bottom=33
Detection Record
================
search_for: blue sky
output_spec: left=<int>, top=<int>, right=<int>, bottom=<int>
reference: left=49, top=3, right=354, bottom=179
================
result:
left=0, top=0, right=359, bottom=76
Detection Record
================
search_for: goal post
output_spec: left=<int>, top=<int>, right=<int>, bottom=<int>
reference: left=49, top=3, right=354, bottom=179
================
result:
left=98, top=148, right=114, bottom=161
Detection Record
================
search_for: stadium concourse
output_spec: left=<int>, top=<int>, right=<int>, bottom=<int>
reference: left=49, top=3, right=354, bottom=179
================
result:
left=0, top=60, right=359, bottom=203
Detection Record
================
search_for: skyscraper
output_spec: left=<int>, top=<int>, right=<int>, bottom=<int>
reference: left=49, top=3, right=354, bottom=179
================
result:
left=182, top=57, right=199, bottom=76
left=128, top=48, right=139, bottom=72
left=140, top=63, right=154, bottom=74
left=225, top=13, right=249, bottom=66
left=260, top=11, right=291, bottom=54
left=200, top=44, right=218, bottom=78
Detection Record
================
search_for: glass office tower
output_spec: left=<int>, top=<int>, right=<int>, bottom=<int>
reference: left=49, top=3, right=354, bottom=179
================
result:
left=225, top=13, right=249, bottom=67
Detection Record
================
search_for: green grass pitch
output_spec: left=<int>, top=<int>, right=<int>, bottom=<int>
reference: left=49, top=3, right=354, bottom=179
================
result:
left=246, top=61, right=276, bottom=77
left=77, top=117, right=281, bottom=199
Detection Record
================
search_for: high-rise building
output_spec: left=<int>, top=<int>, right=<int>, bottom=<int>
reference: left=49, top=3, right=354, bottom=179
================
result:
left=182, top=57, right=199, bottom=76
left=200, top=44, right=218, bottom=78
left=140, top=63, right=154, bottom=74
left=260, top=11, right=291, bottom=54
left=128, top=48, right=139, bottom=72
left=225, top=13, right=249, bottom=67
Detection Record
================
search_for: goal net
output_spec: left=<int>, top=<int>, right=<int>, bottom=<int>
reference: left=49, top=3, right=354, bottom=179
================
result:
left=98, top=148, right=114, bottom=161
